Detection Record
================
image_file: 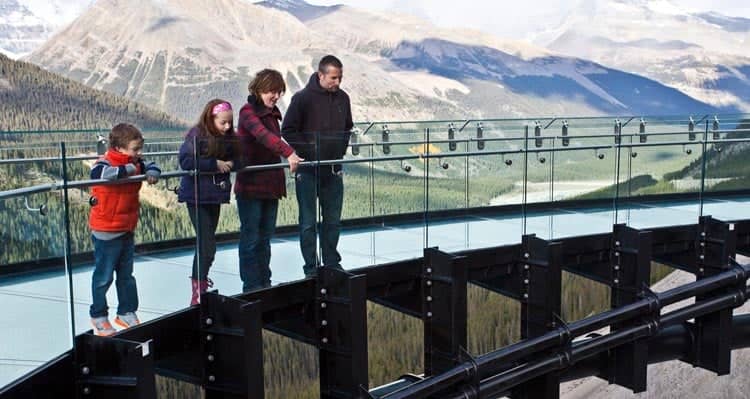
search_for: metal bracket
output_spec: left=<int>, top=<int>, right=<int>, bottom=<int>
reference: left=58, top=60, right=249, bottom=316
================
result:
left=75, top=333, right=156, bottom=398
left=200, top=291, right=264, bottom=398
left=423, top=248, right=468, bottom=376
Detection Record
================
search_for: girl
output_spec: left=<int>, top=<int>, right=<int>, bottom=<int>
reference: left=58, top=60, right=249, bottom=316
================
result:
left=178, top=99, right=236, bottom=305
left=235, top=69, right=303, bottom=292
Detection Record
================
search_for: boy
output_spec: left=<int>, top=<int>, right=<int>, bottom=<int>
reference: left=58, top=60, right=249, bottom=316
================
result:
left=88, top=123, right=160, bottom=336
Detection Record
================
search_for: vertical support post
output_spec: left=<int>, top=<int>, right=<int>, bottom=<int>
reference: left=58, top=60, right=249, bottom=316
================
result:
left=381, top=125, right=390, bottom=155
left=513, top=235, right=562, bottom=399
left=317, top=268, right=368, bottom=398
left=608, top=224, right=652, bottom=392
left=614, top=119, right=621, bottom=145
left=534, top=121, right=543, bottom=148
left=476, top=122, right=485, bottom=150
left=561, top=120, right=569, bottom=147
left=200, top=292, right=264, bottom=398
left=423, top=248, right=468, bottom=376
left=693, top=216, right=737, bottom=375
left=74, top=334, right=156, bottom=398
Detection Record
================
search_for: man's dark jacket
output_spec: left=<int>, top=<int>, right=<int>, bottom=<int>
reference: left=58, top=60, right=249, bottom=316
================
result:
left=281, top=73, right=353, bottom=173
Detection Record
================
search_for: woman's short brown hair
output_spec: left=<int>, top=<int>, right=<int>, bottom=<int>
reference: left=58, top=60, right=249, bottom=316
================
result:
left=248, top=69, right=286, bottom=103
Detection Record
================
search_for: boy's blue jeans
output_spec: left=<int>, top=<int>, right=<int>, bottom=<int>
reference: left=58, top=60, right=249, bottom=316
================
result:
left=295, top=171, right=344, bottom=276
left=89, top=233, right=138, bottom=318
left=237, top=198, right=278, bottom=292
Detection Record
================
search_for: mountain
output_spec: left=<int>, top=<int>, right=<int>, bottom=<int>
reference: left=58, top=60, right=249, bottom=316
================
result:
left=535, top=0, right=750, bottom=111
left=386, top=38, right=718, bottom=116
left=0, top=0, right=92, bottom=58
left=256, top=0, right=340, bottom=21
left=287, top=0, right=726, bottom=116
left=0, top=53, right=184, bottom=130
left=25, top=0, right=726, bottom=124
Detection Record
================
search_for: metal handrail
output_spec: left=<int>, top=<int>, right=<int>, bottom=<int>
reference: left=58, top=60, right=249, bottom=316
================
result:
left=2, top=133, right=750, bottom=201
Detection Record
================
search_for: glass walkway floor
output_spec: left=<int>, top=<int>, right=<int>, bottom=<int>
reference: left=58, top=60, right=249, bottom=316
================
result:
left=2, top=195, right=750, bottom=387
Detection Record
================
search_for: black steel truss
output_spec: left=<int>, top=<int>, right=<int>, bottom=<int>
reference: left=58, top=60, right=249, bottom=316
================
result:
left=2, top=216, right=750, bottom=399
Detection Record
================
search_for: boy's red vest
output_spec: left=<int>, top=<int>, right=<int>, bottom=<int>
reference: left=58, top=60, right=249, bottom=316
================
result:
left=89, top=150, right=143, bottom=232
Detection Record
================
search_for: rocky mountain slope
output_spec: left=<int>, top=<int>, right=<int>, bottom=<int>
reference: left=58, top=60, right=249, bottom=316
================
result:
left=25, top=0, right=727, bottom=123
left=535, top=0, right=750, bottom=111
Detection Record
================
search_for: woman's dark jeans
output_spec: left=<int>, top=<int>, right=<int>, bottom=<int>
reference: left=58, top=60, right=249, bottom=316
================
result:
left=237, top=198, right=278, bottom=291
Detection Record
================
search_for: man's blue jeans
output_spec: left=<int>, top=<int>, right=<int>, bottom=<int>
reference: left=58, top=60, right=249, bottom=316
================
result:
left=295, top=171, right=344, bottom=276
left=89, top=233, right=138, bottom=318
left=237, top=198, right=278, bottom=291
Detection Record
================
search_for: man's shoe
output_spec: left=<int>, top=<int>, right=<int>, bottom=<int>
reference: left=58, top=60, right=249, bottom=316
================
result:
left=303, top=265, right=318, bottom=278
left=114, top=312, right=140, bottom=329
left=91, top=317, right=116, bottom=336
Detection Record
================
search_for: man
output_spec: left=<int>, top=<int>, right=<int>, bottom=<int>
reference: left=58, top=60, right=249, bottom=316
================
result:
left=282, top=55, right=353, bottom=277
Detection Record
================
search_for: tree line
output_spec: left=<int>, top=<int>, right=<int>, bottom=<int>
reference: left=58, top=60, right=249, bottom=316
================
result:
left=0, top=54, right=186, bottom=131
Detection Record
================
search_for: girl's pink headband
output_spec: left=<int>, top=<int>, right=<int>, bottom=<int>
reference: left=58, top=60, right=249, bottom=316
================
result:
left=211, top=102, right=232, bottom=115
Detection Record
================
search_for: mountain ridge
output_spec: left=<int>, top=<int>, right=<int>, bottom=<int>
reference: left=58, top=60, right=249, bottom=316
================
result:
left=0, top=0, right=92, bottom=58
left=534, top=0, right=750, bottom=111
left=24, top=0, right=730, bottom=123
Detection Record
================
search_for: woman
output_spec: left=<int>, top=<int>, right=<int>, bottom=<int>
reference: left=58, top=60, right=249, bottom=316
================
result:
left=235, top=69, right=303, bottom=291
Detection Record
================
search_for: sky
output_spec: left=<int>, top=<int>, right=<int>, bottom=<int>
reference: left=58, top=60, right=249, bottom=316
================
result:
left=301, top=0, right=750, bottom=41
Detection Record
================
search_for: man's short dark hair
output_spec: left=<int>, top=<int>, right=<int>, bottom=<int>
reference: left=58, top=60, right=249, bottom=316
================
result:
left=318, top=55, right=343, bottom=73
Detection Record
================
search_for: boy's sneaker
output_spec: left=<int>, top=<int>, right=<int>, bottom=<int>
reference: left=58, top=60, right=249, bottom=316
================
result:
left=114, top=312, right=140, bottom=329
left=91, top=317, right=116, bottom=337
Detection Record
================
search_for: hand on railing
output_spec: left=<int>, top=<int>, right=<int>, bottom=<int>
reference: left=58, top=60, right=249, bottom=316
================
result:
left=287, top=152, right=304, bottom=173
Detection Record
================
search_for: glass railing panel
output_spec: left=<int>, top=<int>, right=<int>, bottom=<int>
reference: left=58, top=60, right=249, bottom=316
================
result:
left=624, top=115, right=701, bottom=198
left=360, top=122, right=428, bottom=261
left=344, top=123, right=376, bottom=222
left=0, top=130, right=104, bottom=167
left=67, top=130, right=200, bottom=337
left=421, top=119, right=476, bottom=252
left=428, top=120, right=523, bottom=251
left=230, top=130, right=304, bottom=292
left=524, top=120, right=554, bottom=209
left=423, top=120, right=469, bottom=213
left=521, top=119, right=557, bottom=240
left=543, top=117, right=618, bottom=238
left=698, top=115, right=750, bottom=221
left=0, top=147, right=73, bottom=387
left=182, top=134, right=235, bottom=299
left=466, top=119, right=525, bottom=209
left=614, top=116, right=702, bottom=228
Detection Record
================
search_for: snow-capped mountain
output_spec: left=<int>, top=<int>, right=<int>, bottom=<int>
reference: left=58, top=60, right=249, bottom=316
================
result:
left=25, top=0, right=725, bottom=123
left=534, top=0, right=750, bottom=111
left=0, top=0, right=92, bottom=58
left=255, top=0, right=340, bottom=21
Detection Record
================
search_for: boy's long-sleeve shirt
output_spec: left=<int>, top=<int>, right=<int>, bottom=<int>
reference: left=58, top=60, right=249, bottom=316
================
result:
left=89, top=150, right=161, bottom=237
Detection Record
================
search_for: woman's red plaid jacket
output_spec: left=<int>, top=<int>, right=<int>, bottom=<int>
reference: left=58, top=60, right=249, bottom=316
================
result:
left=234, top=96, right=295, bottom=199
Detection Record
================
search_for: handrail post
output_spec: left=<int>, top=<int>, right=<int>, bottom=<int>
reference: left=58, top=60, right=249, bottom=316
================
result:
left=607, top=224, right=652, bottom=392
left=513, top=235, right=563, bottom=399
left=200, top=292, right=264, bottom=398
left=74, top=334, right=156, bottom=398
left=317, top=268, right=368, bottom=398
left=423, top=248, right=468, bottom=376
left=692, top=216, right=737, bottom=374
